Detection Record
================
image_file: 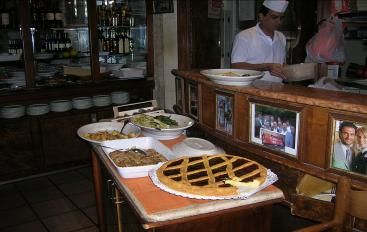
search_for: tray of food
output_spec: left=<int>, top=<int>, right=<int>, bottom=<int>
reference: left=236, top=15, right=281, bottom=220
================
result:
left=130, top=112, right=195, bottom=140
left=101, top=137, right=176, bottom=178
left=77, top=122, right=141, bottom=144
left=200, top=69, right=264, bottom=86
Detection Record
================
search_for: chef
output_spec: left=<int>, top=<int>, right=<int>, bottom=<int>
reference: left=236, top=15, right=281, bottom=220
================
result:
left=231, top=0, right=289, bottom=82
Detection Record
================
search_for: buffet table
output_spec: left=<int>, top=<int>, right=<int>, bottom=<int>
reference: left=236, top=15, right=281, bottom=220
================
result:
left=90, top=135, right=284, bottom=232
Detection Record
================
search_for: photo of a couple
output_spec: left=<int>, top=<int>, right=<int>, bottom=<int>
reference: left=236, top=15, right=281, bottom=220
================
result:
left=332, top=120, right=367, bottom=175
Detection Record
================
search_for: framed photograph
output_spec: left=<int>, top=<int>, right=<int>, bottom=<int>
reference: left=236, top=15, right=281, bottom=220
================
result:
left=216, top=92, right=233, bottom=135
left=250, top=102, right=300, bottom=156
left=175, top=77, right=184, bottom=111
left=153, top=0, right=174, bottom=14
left=187, top=83, right=198, bottom=119
left=330, top=118, right=367, bottom=176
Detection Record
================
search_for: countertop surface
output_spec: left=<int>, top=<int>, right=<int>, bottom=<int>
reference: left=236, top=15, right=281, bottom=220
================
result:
left=172, top=69, right=367, bottom=114
left=92, top=135, right=284, bottom=227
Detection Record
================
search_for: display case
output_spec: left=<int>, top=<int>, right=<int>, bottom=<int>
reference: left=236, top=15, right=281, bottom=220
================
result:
left=0, top=0, right=151, bottom=92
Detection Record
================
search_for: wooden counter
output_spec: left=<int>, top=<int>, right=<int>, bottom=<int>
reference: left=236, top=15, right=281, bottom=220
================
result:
left=171, top=69, right=367, bottom=228
left=90, top=136, right=284, bottom=232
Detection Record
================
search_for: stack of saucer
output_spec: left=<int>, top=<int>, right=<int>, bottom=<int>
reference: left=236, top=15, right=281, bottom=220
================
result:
left=0, top=105, right=25, bottom=119
left=26, top=104, right=50, bottom=116
left=72, top=97, right=93, bottom=110
left=50, top=100, right=73, bottom=112
left=110, top=91, right=130, bottom=104
left=92, top=95, right=112, bottom=107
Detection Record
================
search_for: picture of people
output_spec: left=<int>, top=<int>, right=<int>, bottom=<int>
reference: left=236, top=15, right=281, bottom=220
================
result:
left=251, top=103, right=299, bottom=156
left=216, top=93, right=233, bottom=135
left=332, top=120, right=367, bottom=175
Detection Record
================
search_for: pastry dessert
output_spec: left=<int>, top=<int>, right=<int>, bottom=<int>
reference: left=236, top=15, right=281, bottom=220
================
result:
left=156, top=154, right=267, bottom=196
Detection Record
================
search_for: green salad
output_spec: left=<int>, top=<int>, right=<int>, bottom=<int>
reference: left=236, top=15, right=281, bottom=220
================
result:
left=131, top=114, right=178, bottom=129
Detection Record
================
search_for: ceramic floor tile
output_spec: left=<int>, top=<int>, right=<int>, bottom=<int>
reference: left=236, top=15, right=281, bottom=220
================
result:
left=15, top=177, right=53, bottom=192
left=32, top=197, right=77, bottom=218
left=49, top=170, right=87, bottom=185
left=75, top=225, right=99, bottom=232
left=69, top=191, right=96, bottom=209
left=0, top=220, right=48, bottom=232
left=76, top=166, right=93, bottom=180
left=0, top=189, right=26, bottom=211
left=58, top=179, right=94, bottom=196
left=42, top=210, right=93, bottom=232
left=82, top=206, right=98, bottom=224
left=22, top=185, right=64, bottom=204
left=0, top=206, right=37, bottom=229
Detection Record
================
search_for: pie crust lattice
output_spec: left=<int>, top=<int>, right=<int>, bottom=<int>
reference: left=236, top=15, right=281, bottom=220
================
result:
left=156, top=154, right=267, bottom=196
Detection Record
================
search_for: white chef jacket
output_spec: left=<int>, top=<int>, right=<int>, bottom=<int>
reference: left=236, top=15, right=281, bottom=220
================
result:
left=231, top=23, right=287, bottom=82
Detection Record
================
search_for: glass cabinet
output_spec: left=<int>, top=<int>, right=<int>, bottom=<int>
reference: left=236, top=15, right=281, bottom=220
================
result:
left=0, top=0, right=150, bottom=92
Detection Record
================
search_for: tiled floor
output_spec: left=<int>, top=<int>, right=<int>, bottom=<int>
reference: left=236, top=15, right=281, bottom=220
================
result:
left=0, top=165, right=101, bottom=232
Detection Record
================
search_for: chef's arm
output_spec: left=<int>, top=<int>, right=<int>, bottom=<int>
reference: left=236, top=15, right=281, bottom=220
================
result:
left=231, top=62, right=286, bottom=79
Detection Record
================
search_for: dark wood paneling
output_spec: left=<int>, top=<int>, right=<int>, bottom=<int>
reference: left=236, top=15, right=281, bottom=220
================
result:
left=0, top=119, right=35, bottom=181
left=41, top=113, right=90, bottom=167
left=234, top=94, right=249, bottom=142
left=200, top=84, right=215, bottom=128
left=302, top=106, right=329, bottom=167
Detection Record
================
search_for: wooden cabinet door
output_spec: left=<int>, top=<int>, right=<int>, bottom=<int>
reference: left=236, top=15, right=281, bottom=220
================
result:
left=40, top=113, right=91, bottom=167
left=0, top=119, right=36, bottom=181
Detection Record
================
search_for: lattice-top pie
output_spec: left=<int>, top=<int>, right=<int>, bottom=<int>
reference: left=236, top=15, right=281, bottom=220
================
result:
left=156, top=154, right=267, bottom=196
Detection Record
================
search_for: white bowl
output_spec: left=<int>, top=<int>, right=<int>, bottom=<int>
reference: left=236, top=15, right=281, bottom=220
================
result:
left=50, top=100, right=73, bottom=112
left=130, top=112, right=195, bottom=140
left=200, top=69, right=264, bottom=86
left=0, top=105, right=25, bottom=118
left=26, top=104, right=50, bottom=116
left=101, top=137, right=176, bottom=178
left=172, top=137, right=225, bottom=157
left=77, top=122, right=141, bottom=144
left=72, top=97, right=93, bottom=109
left=92, top=95, right=112, bottom=107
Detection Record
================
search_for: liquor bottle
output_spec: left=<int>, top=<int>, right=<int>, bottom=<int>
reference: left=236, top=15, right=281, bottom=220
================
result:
left=123, top=30, right=130, bottom=54
left=58, top=32, right=65, bottom=51
left=65, top=32, right=72, bottom=49
left=54, top=6, right=63, bottom=28
left=0, top=2, right=10, bottom=29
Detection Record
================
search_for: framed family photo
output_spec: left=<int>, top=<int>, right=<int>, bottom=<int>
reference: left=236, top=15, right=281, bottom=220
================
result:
left=216, top=92, right=233, bottom=135
left=250, top=102, right=300, bottom=156
left=187, top=83, right=198, bottom=119
left=175, top=77, right=184, bottom=111
left=330, top=118, right=367, bottom=177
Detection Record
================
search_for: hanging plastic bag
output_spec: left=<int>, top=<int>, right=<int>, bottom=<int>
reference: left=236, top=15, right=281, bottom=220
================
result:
left=305, top=16, right=345, bottom=63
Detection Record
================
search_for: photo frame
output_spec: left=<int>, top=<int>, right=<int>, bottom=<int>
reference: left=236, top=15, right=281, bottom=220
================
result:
left=216, top=92, right=233, bottom=135
left=250, top=102, right=300, bottom=156
left=175, top=77, right=184, bottom=111
left=153, top=0, right=174, bottom=14
left=187, top=83, right=198, bottom=119
left=330, top=118, right=367, bottom=176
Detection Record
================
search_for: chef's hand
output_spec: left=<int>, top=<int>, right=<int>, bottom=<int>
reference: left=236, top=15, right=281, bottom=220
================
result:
left=268, top=63, right=286, bottom=80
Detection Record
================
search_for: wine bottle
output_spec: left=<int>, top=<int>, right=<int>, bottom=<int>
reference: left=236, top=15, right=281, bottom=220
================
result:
left=65, top=32, right=72, bottom=49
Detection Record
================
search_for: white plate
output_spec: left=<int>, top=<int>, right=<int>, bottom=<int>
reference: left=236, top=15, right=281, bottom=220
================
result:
left=172, top=137, right=225, bottom=157
left=101, top=137, right=176, bottom=178
left=130, top=112, right=195, bottom=140
left=200, top=69, right=264, bottom=86
left=77, top=122, right=141, bottom=144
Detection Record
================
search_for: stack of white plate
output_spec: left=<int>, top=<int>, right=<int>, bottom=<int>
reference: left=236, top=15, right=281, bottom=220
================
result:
left=50, top=100, right=73, bottom=112
left=110, top=91, right=130, bottom=104
left=0, top=105, right=25, bottom=119
left=26, top=104, right=50, bottom=116
left=92, top=95, right=112, bottom=107
left=72, top=97, right=93, bottom=110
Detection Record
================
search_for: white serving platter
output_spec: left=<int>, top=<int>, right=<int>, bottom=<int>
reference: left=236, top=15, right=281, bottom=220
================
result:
left=172, top=137, right=225, bottom=157
left=101, top=137, right=176, bottom=178
left=130, top=112, right=195, bottom=140
left=77, top=122, right=141, bottom=144
left=200, top=69, right=264, bottom=86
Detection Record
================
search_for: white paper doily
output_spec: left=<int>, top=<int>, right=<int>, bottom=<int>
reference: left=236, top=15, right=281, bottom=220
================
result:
left=148, top=163, right=278, bottom=200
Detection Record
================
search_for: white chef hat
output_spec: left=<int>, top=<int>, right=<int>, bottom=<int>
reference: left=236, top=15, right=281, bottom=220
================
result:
left=263, top=0, right=289, bottom=13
